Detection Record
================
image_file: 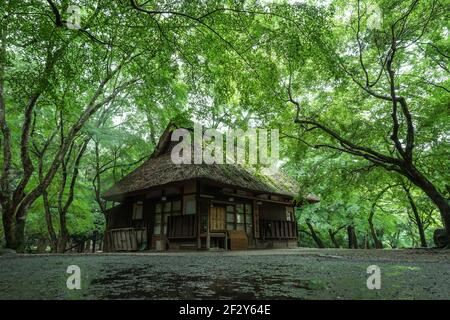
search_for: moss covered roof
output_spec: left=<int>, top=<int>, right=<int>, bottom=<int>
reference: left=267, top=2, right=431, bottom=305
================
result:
left=103, top=122, right=300, bottom=200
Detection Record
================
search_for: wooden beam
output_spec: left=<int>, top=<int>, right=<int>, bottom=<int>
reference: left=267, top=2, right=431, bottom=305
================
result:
left=222, top=192, right=293, bottom=205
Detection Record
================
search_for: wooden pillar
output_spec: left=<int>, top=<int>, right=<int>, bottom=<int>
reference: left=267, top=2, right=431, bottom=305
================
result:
left=293, top=205, right=299, bottom=240
left=161, top=202, right=166, bottom=251
left=224, top=232, right=228, bottom=250
left=145, top=200, right=153, bottom=250
left=197, top=218, right=202, bottom=249
left=206, top=202, right=211, bottom=250
left=253, top=200, right=260, bottom=239
left=196, top=180, right=202, bottom=249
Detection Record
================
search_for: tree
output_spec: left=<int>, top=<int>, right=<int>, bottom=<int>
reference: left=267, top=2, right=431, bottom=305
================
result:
left=284, top=0, right=450, bottom=240
left=0, top=1, right=158, bottom=250
left=39, top=136, right=89, bottom=253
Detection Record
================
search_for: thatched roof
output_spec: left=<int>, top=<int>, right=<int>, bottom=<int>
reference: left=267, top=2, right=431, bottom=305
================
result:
left=103, top=121, right=302, bottom=201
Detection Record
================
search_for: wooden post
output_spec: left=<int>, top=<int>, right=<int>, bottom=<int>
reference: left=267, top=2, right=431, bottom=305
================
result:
left=196, top=180, right=201, bottom=249
left=206, top=204, right=211, bottom=250
left=224, top=232, right=228, bottom=250
left=253, top=200, right=260, bottom=239
left=197, top=216, right=201, bottom=249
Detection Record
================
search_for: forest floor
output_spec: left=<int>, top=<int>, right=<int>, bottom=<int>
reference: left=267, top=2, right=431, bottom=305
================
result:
left=0, top=248, right=449, bottom=300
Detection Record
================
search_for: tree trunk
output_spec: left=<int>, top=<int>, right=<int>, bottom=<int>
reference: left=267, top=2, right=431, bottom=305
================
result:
left=306, top=220, right=325, bottom=248
left=2, top=206, right=16, bottom=249
left=14, top=215, right=27, bottom=252
left=102, top=231, right=109, bottom=252
left=347, top=226, right=353, bottom=248
left=368, top=215, right=383, bottom=249
left=84, top=240, right=92, bottom=253
left=403, top=185, right=428, bottom=247
left=414, top=208, right=428, bottom=248
left=353, top=229, right=359, bottom=248
left=347, top=225, right=358, bottom=249
left=92, top=236, right=97, bottom=253
left=407, top=166, right=450, bottom=243
left=42, top=190, right=58, bottom=252
left=363, top=233, right=370, bottom=249
left=367, top=185, right=395, bottom=249
left=328, top=229, right=340, bottom=248
left=57, top=235, right=68, bottom=253
left=57, top=220, right=69, bottom=253
left=36, top=237, right=48, bottom=253
left=77, top=240, right=85, bottom=253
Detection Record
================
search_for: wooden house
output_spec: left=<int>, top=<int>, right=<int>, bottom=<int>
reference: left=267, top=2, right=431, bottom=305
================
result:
left=102, top=122, right=318, bottom=251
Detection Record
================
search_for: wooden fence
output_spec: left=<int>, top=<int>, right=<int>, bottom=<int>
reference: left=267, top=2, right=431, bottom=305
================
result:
left=166, top=215, right=196, bottom=238
left=108, top=227, right=147, bottom=251
left=260, top=220, right=297, bottom=240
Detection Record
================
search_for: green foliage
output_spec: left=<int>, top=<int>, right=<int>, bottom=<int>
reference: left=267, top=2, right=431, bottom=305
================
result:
left=0, top=0, right=447, bottom=249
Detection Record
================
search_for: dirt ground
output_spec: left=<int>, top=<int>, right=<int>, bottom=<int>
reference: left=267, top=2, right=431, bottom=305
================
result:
left=0, top=248, right=449, bottom=300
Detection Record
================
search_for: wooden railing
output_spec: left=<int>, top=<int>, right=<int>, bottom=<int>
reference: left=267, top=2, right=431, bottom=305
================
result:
left=108, top=227, right=147, bottom=251
left=260, top=220, right=297, bottom=240
left=167, top=214, right=196, bottom=238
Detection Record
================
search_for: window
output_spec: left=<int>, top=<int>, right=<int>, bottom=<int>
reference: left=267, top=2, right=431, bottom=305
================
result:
left=172, top=200, right=181, bottom=212
left=184, top=195, right=196, bottom=215
left=153, top=201, right=183, bottom=235
left=245, top=204, right=253, bottom=234
left=286, top=207, right=293, bottom=221
left=162, top=202, right=171, bottom=234
left=132, top=201, right=143, bottom=220
left=236, top=212, right=245, bottom=230
left=163, top=214, right=169, bottom=234
left=153, top=203, right=162, bottom=234
left=236, top=204, right=245, bottom=230
left=226, top=205, right=235, bottom=230
left=201, top=214, right=208, bottom=233
left=225, top=203, right=252, bottom=232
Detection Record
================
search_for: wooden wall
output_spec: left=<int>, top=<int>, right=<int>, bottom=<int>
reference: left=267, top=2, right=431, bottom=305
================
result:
left=259, top=202, right=287, bottom=220
left=104, top=180, right=298, bottom=251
